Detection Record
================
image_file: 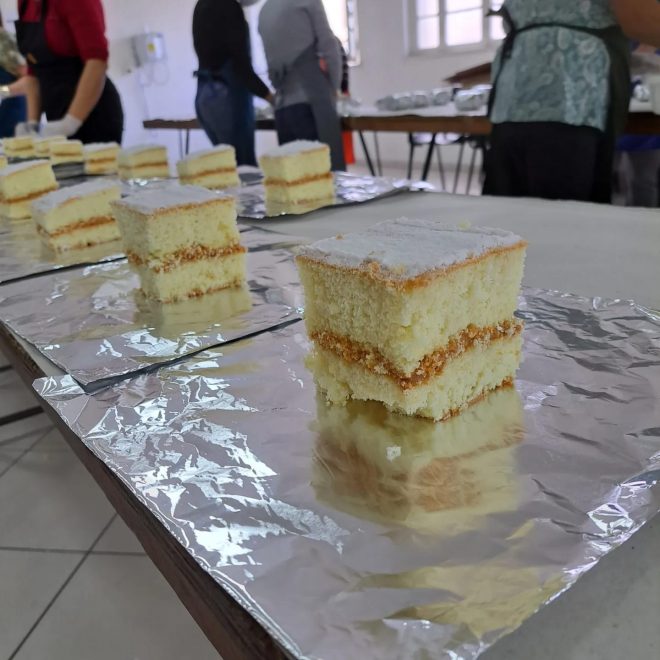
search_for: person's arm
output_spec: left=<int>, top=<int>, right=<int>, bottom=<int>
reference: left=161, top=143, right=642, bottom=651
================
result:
left=611, top=0, right=660, bottom=48
left=0, top=30, right=25, bottom=78
left=226, top=2, right=273, bottom=101
left=308, top=0, right=342, bottom=91
left=67, top=59, right=107, bottom=122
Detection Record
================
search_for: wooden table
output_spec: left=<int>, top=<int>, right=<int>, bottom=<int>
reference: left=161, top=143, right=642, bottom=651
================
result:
left=144, top=109, right=660, bottom=182
left=2, top=192, right=659, bottom=660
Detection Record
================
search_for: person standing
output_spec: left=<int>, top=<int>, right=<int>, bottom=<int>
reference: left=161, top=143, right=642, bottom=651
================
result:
left=193, top=0, right=273, bottom=166
left=484, top=0, right=660, bottom=203
left=259, top=0, right=345, bottom=170
left=0, top=10, right=26, bottom=138
left=2, top=0, right=123, bottom=143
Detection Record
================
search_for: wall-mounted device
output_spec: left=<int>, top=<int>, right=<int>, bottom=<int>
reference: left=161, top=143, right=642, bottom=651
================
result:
left=132, top=32, right=167, bottom=67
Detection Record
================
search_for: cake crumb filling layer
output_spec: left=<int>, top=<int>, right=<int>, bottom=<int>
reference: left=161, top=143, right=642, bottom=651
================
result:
left=265, top=172, right=333, bottom=187
left=180, top=167, right=237, bottom=179
left=0, top=185, right=59, bottom=204
left=127, top=242, right=246, bottom=272
left=37, top=215, right=115, bottom=238
left=311, top=320, right=523, bottom=390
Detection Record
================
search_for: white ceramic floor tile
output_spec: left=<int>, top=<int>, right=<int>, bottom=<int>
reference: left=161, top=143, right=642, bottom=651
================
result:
left=0, top=369, right=39, bottom=416
left=0, top=450, right=115, bottom=550
left=30, top=426, right=75, bottom=453
left=483, top=516, right=660, bottom=660
left=15, top=554, right=220, bottom=660
left=95, top=516, right=145, bottom=554
left=0, top=414, right=52, bottom=453
left=0, top=548, right=82, bottom=658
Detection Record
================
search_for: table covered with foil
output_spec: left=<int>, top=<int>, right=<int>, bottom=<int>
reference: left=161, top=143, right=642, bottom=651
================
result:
left=0, top=228, right=304, bottom=389
left=237, top=172, right=413, bottom=219
left=34, top=289, right=660, bottom=659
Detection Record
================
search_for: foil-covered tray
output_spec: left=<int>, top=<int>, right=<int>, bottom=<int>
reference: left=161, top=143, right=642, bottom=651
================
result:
left=0, top=240, right=304, bottom=390
left=0, top=218, right=124, bottom=285
left=34, top=290, right=660, bottom=659
left=238, top=172, right=412, bottom=219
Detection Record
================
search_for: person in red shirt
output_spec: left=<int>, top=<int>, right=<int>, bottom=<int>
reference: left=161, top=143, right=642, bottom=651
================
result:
left=2, top=0, right=123, bottom=142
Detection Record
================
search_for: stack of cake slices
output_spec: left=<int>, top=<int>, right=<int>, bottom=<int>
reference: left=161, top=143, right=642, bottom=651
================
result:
left=259, top=140, right=335, bottom=212
left=112, top=185, right=246, bottom=302
left=3, top=136, right=35, bottom=159
left=118, top=144, right=170, bottom=180
left=176, top=145, right=240, bottom=189
left=32, top=180, right=121, bottom=251
left=49, top=139, right=84, bottom=165
left=84, top=142, right=119, bottom=174
left=35, top=136, right=66, bottom=158
left=0, top=160, right=58, bottom=219
left=296, top=218, right=527, bottom=421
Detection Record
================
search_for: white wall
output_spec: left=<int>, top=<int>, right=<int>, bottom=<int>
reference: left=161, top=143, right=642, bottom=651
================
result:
left=0, top=0, right=496, bottom=171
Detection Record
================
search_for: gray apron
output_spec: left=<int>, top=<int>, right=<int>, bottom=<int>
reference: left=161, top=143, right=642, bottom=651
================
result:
left=270, top=45, right=345, bottom=171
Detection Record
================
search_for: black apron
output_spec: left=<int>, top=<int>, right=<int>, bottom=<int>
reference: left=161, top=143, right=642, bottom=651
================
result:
left=15, top=0, right=124, bottom=144
left=270, top=45, right=345, bottom=171
left=488, top=7, right=631, bottom=141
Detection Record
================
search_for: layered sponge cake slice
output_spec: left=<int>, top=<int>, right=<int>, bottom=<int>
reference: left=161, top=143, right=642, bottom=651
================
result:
left=296, top=219, right=527, bottom=421
left=118, top=144, right=170, bottom=180
left=0, top=160, right=58, bottom=219
left=3, top=135, right=35, bottom=159
left=112, top=185, right=246, bottom=302
left=84, top=142, right=119, bottom=174
left=35, top=136, right=66, bottom=158
left=49, top=139, right=84, bottom=165
left=176, top=145, right=240, bottom=189
left=32, top=180, right=121, bottom=251
left=259, top=140, right=334, bottom=210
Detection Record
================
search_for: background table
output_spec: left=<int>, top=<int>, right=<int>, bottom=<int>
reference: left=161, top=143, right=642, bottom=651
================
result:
left=2, top=191, right=659, bottom=659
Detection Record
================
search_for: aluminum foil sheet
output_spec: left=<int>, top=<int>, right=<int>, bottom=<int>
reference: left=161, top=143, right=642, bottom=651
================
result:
left=238, top=172, right=412, bottom=219
left=0, top=218, right=124, bottom=284
left=0, top=240, right=304, bottom=390
left=34, top=290, right=660, bottom=659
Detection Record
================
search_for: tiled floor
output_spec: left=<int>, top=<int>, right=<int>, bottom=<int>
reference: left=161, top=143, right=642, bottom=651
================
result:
left=0, top=363, right=219, bottom=660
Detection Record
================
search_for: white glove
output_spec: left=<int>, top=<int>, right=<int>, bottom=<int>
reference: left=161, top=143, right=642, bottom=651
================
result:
left=41, top=114, right=82, bottom=138
left=14, top=121, right=40, bottom=136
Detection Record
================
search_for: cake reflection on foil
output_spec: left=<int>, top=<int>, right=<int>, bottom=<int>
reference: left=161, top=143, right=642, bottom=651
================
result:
left=133, top=283, right=253, bottom=339
left=264, top=195, right=336, bottom=218
left=312, top=386, right=525, bottom=534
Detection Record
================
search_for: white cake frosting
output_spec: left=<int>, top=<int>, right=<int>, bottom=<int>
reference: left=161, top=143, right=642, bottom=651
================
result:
left=114, top=184, right=231, bottom=214
left=32, top=179, right=120, bottom=213
left=84, top=142, right=119, bottom=153
left=0, top=159, right=51, bottom=176
left=179, top=144, right=235, bottom=162
left=118, top=144, right=166, bottom=159
left=297, top=218, right=525, bottom=280
left=261, top=140, right=327, bottom=159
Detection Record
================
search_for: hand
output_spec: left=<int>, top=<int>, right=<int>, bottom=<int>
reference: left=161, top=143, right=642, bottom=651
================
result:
left=14, top=121, right=40, bottom=136
left=265, top=92, right=275, bottom=105
left=41, top=113, right=82, bottom=138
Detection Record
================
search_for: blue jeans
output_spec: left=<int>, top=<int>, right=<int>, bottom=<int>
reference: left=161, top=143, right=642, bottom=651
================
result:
left=274, top=103, right=318, bottom=144
left=0, top=67, right=25, bottom=138
left=195, top=77, right=257, bottom=166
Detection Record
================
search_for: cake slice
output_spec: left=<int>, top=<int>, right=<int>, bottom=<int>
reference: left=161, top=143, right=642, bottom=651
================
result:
left=35, top=136, right=66, bottom=158
left=49, top=139, right=84, bottom=165
left=112, top=185, right=246, bottom=302
left=0, top=160, right=58, bottom=219
left=259, top=140, right=334, bottom=211
left=32, top=179, right=121, bottom=251
left=176, top=145, right=240, bottom=189
left=3, top=135, right=35, bottom=159
left=84, top=142, right=119, bottom=174
left=297, top=219, right=527, bottom=421
left=0, top=154, right=7, bottom=169
left=118, top=144, right=170, bottom=180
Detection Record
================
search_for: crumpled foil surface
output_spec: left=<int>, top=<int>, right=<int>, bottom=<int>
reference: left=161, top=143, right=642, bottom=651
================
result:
left=0, top=218, right=124, bottom=284
left=0, top=229, right=304, bottom=390
left=237, top=172, right=413, bottom=219
left=34, top=290, right=660, bottom=659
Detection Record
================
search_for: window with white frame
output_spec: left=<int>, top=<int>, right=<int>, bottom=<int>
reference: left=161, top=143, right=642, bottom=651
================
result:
left=410, top=1, right=504, bottom=53
left=322, top=0, right=360, bottom=64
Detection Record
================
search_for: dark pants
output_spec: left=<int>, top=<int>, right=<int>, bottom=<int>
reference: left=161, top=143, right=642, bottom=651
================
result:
left=274, top=103, right=318, bottom=144
left=483, top=122, right=613, bottom=203
left=0, top=67, right=25, bottom=138
left=195, top=77, right=257, bottom=166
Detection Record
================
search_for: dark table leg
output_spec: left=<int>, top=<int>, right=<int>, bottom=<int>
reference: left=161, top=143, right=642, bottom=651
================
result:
left=373, top=133, right=383, bottom=176
left=357, top=130, right=376, bottom=176
left=421, top=133, right=437, bottom=182
left=185, top=129, right=191, bottom=155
